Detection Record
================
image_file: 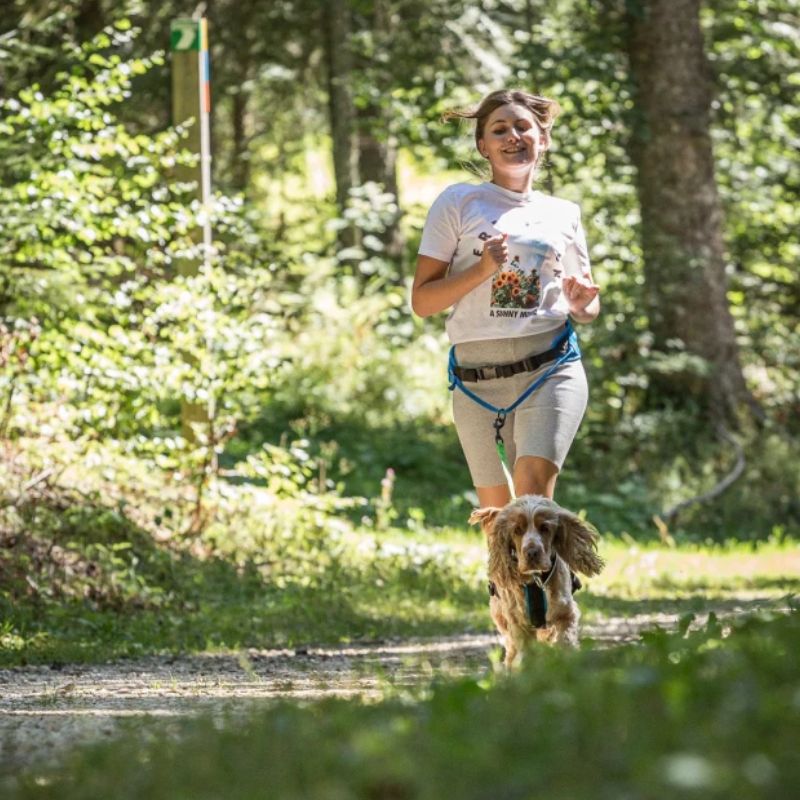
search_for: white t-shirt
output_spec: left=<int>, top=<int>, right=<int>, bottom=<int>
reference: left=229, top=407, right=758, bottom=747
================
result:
left=417, top=181, right=592, bottom=344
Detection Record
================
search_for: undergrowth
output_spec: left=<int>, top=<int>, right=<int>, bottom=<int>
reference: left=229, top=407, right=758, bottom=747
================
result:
left=0, top=437, right=490, bottom=667
left=231, top=396, right=800, bottom=541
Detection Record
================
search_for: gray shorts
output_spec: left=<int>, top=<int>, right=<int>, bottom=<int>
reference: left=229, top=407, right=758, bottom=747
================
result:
left=452, top=326, right=588, bottom=487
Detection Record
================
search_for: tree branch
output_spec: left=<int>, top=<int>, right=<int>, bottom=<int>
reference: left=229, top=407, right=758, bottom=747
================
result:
left=656, top=424, right=746, bottom=530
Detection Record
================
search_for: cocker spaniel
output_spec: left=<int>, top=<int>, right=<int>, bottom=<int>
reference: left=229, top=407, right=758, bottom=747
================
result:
left=470, top=494, right=604, bottom=667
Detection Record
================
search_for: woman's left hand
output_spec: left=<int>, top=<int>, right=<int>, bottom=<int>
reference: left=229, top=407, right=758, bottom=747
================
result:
left=562, top=275, right=599, bottom=314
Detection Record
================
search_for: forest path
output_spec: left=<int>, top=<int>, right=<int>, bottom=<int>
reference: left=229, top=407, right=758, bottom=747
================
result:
left=0, top=606, right=770, bottom=776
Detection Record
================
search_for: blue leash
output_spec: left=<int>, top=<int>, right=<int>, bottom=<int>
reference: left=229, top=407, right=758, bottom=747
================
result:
left=448, top=322, right=582, bottom=497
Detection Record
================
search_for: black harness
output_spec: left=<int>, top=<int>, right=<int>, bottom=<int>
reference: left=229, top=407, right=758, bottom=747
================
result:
left=488, top=559, right=582, bottom=629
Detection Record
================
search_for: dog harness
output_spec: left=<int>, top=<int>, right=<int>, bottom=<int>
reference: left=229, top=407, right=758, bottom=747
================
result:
left=524, top=557, right=558, bottom=628
left=448, top=322, right=582, bottom=498
left=488, top=557, right=581, bottom=629
left=487, top=559, right=554, bottom=629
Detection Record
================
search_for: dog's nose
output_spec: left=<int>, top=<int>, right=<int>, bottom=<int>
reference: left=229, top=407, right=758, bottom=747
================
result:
left=524, top=544, right=545, bottom=564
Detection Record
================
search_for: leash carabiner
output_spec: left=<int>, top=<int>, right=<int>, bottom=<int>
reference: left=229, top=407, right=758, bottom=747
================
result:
left=493, top=411, right=507, bottom=445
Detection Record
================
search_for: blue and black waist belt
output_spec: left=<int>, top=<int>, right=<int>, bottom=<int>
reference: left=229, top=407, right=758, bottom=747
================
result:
left=450, top=330, right=571, bottom=383
left=447, top=322, right=580, bottom=422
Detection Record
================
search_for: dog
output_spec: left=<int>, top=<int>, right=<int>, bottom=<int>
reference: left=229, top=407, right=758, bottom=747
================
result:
left=470, top=494, right=604, bottom=667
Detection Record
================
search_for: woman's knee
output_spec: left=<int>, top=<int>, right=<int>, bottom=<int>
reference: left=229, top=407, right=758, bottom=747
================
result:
left=513, top=455, right=559, bottom=498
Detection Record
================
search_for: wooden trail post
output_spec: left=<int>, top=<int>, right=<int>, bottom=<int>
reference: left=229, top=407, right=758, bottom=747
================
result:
left=170, top=16, right=213, bottom=442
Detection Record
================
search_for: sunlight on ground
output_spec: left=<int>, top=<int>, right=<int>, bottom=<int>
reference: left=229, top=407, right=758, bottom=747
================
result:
left=593, top=539, right=800, bottom=600
left=413, top=525, right=799, bottom=609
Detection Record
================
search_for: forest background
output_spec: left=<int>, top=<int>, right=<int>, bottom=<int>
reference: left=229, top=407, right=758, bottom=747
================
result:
left=1, top=0, right=798, bottom=648
left=3, top=0, right=797, bottom=526
left=0, top=0, right=799, bottom=795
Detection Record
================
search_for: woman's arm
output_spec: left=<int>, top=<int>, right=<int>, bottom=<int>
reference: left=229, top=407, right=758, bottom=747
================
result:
left=560, top=206, right=599, bottom=323
left=411, top=234, right=507, bottom=318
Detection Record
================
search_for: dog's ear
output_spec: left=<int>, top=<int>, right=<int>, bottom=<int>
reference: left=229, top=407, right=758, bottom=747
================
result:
left=469, top=506, right=502, bottom=534
left=554, top=509, right=605, bottom=576
left=475, top=509, right=518, bottom=586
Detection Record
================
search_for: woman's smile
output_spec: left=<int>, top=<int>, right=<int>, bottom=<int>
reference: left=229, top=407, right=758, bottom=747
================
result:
left=479, top=102, right=545, bottom=184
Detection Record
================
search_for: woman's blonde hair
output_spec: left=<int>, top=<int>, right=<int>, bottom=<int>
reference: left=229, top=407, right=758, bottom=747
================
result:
left=443, top=89, right=561, bottom=151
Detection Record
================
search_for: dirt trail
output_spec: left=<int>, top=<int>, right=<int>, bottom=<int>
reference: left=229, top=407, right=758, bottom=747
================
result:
left=0, top=610, right=733, bottom=775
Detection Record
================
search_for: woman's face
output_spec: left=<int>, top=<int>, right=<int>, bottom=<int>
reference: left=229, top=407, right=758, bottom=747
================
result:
left=478, top=103, right=547, bottom=174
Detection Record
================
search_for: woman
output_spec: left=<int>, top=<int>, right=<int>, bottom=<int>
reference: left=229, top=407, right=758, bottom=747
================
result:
left=411, top=89, right=600, bottom=508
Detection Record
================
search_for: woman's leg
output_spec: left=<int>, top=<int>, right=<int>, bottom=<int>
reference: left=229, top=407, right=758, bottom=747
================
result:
left=513, top=455, right=559, bottom=499
left=476, top=457, right=558, bottom=508
left=453, top=331, right=578, bottom=510
left=476, top=484, right=512, bottom=509
left=453, top=378, right=518, bottom=509
left=512, top=360, right=588, bottom=500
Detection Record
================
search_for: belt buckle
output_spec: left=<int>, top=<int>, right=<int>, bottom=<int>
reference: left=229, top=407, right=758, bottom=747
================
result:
left=479, top=365, right=498, bottom=380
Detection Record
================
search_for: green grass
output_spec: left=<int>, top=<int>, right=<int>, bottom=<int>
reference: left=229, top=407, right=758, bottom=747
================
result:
left=3, top=485, right=796, bottom=667
left=0, top=445, right=492, bottom=667
left=0, top=518, right=489, bottom=666
left=6, top=609, right=799, bottom=799
left=589, top=538, right=800, bottom=599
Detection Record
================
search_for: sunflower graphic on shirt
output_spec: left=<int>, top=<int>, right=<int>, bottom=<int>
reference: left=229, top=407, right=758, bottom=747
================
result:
left=490, top=243, right=552, bottom=310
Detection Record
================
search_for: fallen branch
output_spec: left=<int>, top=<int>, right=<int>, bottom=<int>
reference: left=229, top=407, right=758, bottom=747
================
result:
left=656, top=424, right=746, bottom=531
left=20, top=466, right=55, bottom=496
left=0, top=466, right=56, bottom=509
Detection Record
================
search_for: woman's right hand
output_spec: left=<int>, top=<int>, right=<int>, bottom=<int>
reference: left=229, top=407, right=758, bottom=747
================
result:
left=479, top=232, right=508, bottom=276
left=411, top=233, right=509, bottom=318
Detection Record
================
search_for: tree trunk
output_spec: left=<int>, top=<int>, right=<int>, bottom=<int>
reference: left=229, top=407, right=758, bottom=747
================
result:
left=230, top=87, right=250, bottom=192
left=624, top=0, right=755, bottom=423
left=323, top=0, right=358, bottom=250
left=356, top=0, right=405, bottom=271
left=357, top=112, right=404, bottom=264
left=74, top=0, right=106, bottom=40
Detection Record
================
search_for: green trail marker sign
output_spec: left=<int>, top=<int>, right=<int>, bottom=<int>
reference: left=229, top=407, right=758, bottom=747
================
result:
left=170, top=19, right=201, bottom=51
